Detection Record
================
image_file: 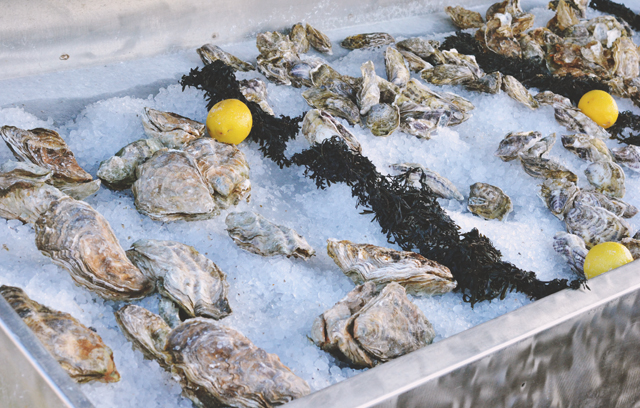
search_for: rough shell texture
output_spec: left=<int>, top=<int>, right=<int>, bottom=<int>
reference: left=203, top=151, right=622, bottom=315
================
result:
left=302, top=87, right=361, bottom=125
left=495, top=131, right=543, bottom=162
left=397, top=102, right=449, bottom=139
left=554, top=105, right=609, bottom=140
left=519, top=133, right=556, bottom=160
left=385, top=46, right=410, bottom=88
left=465, top=71, right=503, bottom=94
left=115, top=304, right=173, bottom=368
left=501, top=75, right=539, bottom=110
left=398, top=49, right=432, bottom=73
left=239, top=78, right=274, bottom=115
left=96, top=138, right=164, bottom=190
left=132, top=150, right=218, bottom=222
left=289, top=23, right=310, bottom=54
left=326, top=239, right=456, bottom=296
left=398, top=79, right=469, bottom=126
left=564, top=203, right=631, bottom=248
left=141, top=108, right=205, bottom=149
left=396, top=38, right=443, bottom=64
left=390, top=162, right=463, bottom=201
left=301, top=109, right=362, bottom=153
left=468, top=182, right=513, bottom=221
left=585, top=161, right=625, bottom=199
left=1, top=285, right=120, bottom=383
left=197, top=44, right=255, bottom=72
left=621, top=237, right=640, bottom=260
left=306, top=24, right=332, bottom=54
left=341, top=33, right=395, bottom=49
left=126, top=239, right=231, bottom=320
left=365, top=103, right=400, bottom=137
left=561, top=133, right=612, bottom=163
left=539, top=178, right=579, bottom=220
left=612, top=145, right=640, bottom=172
left=572, top=190, right=638, bottom=219
left=287, top=59, right=321, bottom=88
left=358, top=61, right=381, bottom=115
left=520, top=156, right=578, bottom=182
left=445, top=6, right=484, bottom=29
left=225, top=211, right=315, bottom=260
left=167, top=317, right=311, bottom=408
left=484, top=13, right=522, bottom=58
left=534, top=91, right=572, bottom=108
left=612, top=37, right=640, bottom=79
left=552, top=232, right=588, bottom=276
left=421, top=64, right=476, bottom=86
left=35, top=197, right=154, bottom=300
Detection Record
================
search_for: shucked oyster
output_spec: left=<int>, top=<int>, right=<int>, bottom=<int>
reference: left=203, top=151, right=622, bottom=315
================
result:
left=239, top=78, right=274, bottom=115
left=197, top=44, right=254, bottom=72
left=142, top=108, right=205, bottom=149
left=225, top=211, right=315, bottom=260
left=565, top=202, right=631, bottom=248
left=327, top=239, right=456, bottom=296
left=468, top=182, right=513, bottom=220
left=301, top=109, right=362, bottom=153
left=35, top=197, right=154, bottom=300
left=561, top=133, right=612, bottom=163
left=96, top=138, right=164, bottom=190
left=1, top=285, right=120, bottom=383
left=553, top=232, right=588, bottom=276
left=126, top=239, right=231, bottom=320
left=302, top=87, right=361, bottom=125
left=341, top=33, right=395, bottom=49
left=445, top=6, right=484, bottom=29
left=585, top=161, right=626, bottom=199
left=311, top=282, right=435, bottom=368
left=390, top=162, right=463, bottom=201
left=115, top=304, right=172, bottom=367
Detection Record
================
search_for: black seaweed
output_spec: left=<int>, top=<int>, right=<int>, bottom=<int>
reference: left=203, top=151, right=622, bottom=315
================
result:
left=589, top=0, right=640, bottom=31
left=609, top=111, right=640, bottom=145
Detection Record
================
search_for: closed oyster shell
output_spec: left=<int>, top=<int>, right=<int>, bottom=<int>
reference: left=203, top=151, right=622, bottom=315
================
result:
left=612, top=37, right=640, bottom=80
left=547, top=0, right=579, bottom=34
left=485, top=13, right=522, bottom=58
left=289, top=23, right=310, bottom=54
left=287, top=58, right=322, bottom=88
left=142, top=108, right=205, bottom=149
left=573, top=189, right=638, bottom=219
left=167, top=317, right=311, bottom=407
left=257, top=54, right=293, bottom=86
left=520, top=156, right=578, bottom=182
left=132, top=150, right=218, bottom=221
left=197, top=44, right=254, bottom=72
left=390, top=162, right=463, bottom=201
left=621, top=237, right=640, bottom=260
left=539, top=178, right=579, bottom=220
left=396, top=38, right=444, bottom=65
left=486, top=0, right=523, bottom=20
left=534, top=91, right=572, bottom=108
left=302, top=87, right=361, bottom=125
left=585, top=161, right=625, bottom=198
left=553, top=232, right=588, bottom=276
left=306, top=24, right=332, bottom=54
left=115, top=304, right=172, bottom=368
left=554, top=105, right=610, bottom=140
left=1, top=285, right=120, bottom=383
left=301, top=109, right=362, bottom=153
left=239, top=78, right=274, bottom=115
left=565, top=203, right=631, bottom=248
left=341, top=33, right=395, bottom=49
left=441, top=49, right=483, bottom=77
left=397, top=102, right=449, bottom=139
left=445, top=6, right=484, bottom=29
left=358, top=61, right=381, bottom=115
left=310, top=64, right=358, bottom=101
left=465, top=71, right=503, bottom=94
left=225, top=211, right=315, bottom=260
left=519, top=133, right=556, bottom=160
left=327, top=238, right=456, bottom=295
left=385, top=46, right=410, bottom=87
left=495, top=131, right=543, bottom=162
left=35, top=197, right=154, bottom=300
left=519, top=34, right=546, bottom=60
left=501, top=75, right=539, bottom=110
left=365, top=103, right=400, bottom=137
left=421, top=64, right=476, bottom=86
left=96, top=138, right=164, bottom=190
left=561, top=133, right=613, bottom=163
left=398, top=49, right=432, bottom=73
left=468, top=182, right=513, bottom=220
left=398, top=79, right=469, bottom=125
left=612, top=145, right=640, bottom=172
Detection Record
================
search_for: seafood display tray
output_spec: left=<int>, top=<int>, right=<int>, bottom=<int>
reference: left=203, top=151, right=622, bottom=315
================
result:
left=2, top=0, right=640, bottom=407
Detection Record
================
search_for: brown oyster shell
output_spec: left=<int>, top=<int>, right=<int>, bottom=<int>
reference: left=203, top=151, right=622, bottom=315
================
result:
left=561, top=133, right=613, bottom=163
left=306, top=24, right=332, bottom=54
left=421, top=64, right=477, bottom=86
left=534, top=91, right=572, bottom=108
left=553, top=232, right=588, bottom=276
left=501, top=75, right=539, bottom=110
left=585, top=161, right=626, bottom=199
left=465, top=71, right=503, bottom=94
left=612, top=145, right=640, bottom=172
left=520, top=156, right=577, bottom=182
left=365, top=103, right=400, bottom=137
left=141, top=108, right=205, bottom=149
left=539, top=178, right=580, bottom=220
left=289, top=23, right=310, bottom=54
left=573, top=189, right=638, bottom=219
left=484, top=13, right=522, bottom=58
left=302, top=87, right=361, bottom=125
left=397, top=101, right=450, bottom=139
left=358, top=60, right=381, bottom=115
left=197, top=44, right=255, bottom=72
left=385, top=46, right=410, bottom=88
left=341, top=33, right=395, bottom=49
left=547, top=0, right=579, bottom=34
left=115, top=304, right=173, bottom=368
left=301, top=109, right=362, bottom=153
left=565, top=203, right=631, bottom=248
left=495, top=131, right=543, bottom=162
left=468, top=182, right=513, bottom=221
left=239, top=78, right=274, bottom=115
left=612, top=37, right=640, bottom=79
left=445, top=6, right=484, bottom=29
left=390, top=163, right=463, bottom=201
left=96, top=138, right=164, bottom=190
left=554, top=105, right=610, bottom=140
left=621, top=237, right=640, bottom=260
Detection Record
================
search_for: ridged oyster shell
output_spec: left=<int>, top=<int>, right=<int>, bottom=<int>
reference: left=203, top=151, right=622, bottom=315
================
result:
left=301, top=109, right=362, bottom=153
left=621, top=237, right=640, bottom=260
left=306, top=24, right=332, bottom=54
left=397, top=101, right=449, bottom=139
left=302, top=87, right=361, bottom=125
left=310, top=64, right=359, bottom=101
left=239, top=78, right=274, bottom=115
left=502, top=75, right=539, bottom=110
left=310, top=282, right=435, bottom=368
left=495, top=131, right=543, bottom=162
left=612, top=145, right=640, bottom=172
left=520, top=156, right=578, bottom=182
left=1, top=285, right=120, bottom=383
left=289, top=23, right=310, bottom=54
left=126, top=239, right=231, bottom=320
left=585, top=161, right=625, bottom=198
left=396, top=38, right=444, bottom=65
left=358, top=61, right=380, bottom=115
left=397, top=79, right=471, bottom=126
left=554, top=105, right=609, bottom=140
left=115, top=304, right=172, bottom=368
left=421, top=64, right=477, bottom=86
left=484, top=13, right=522, bottom=58
left=390, top=163, right=463, bottom=201
left=468, top=182, right=513, bottom=220
left=564, top=203, right=631, bottom=248
left=465, top=71, right=503, bottom=94
left=446, top=6, right=484, bottom=29
left=385, top=46, right=410, bottom=88
left=96, top=138, right=164, bottom=190
left=326, top=239, right=456, bottom=296
left=35, top=197, right=154, bottom=300
left=197, top=44, right=254, bottom=72
left=225, top=211, right=315, bottom=260
left=365, top=103, right=399, bottom=137
left=561, top=133, right=612, bottom=163
left=141, top=108, right=205, bottom=149
left=572, top=189, right=638, bottom=219
left=539, top=178, right=579, bottom=220
left=341, top=33, right=395, bottom=49
left=553, top=232, right=588, bottom=276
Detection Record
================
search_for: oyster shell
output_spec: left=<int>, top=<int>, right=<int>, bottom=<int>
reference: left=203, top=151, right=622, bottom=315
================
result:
left=534, top=91, right=572, bottom=108
left=35, top=197, right=154, bottom=300
left=445, top=6, right=484, bottom=29
left=115, top=304, right=173, bottom=367
left=612, top=145, right=640, bottom=172
left=287, top=58, right=322, bottom=88
left=385, top=46, right=410, bottom=88
left=501, top=75, right=539, bottom=110
left=257, top=54, right=293, bottom=86
left=310, top=64, right=358, bottom=101
left=547, top=0, right=579, bottom=34
left=468, top=182, right=512, bottom=220
left=519, top=34, right=546, bottom=60
left=441, top=49, right=483, bottom=77
left=311, top=282, right=435, bottom=368
left=257, top=31, right=297, bottom=56
left=1, top=285, right=120, bottom=383
left=365, top=103, right=400, bottom=137
left=495, top=131, right=543, bottom=162
left=573, top=189, right=638, bottom=219
left=357, top=61, right=380, bottom=115
left=302, top=87, right=361, bottom=125
left=585, top=161, right=626, bottom=199
left=183, top=138, right=251, bottom=209
left=565, top=203, right=631, bottom=248
left=225, top=211, right=315, bottom=260
left=484, top=13, right=522, bottom=58
left=158, top=297, right=182, bottom=329
left=486, top=0, right=523, bottom=20
left=132, top=150, right=218, bottom=221
left=612, top=37, right=640, bottom=80
left=553, top=232, right=588, bottom=276
left=398, top=79, right=469, bottom=126
left=539, top=178, right=579, bottom=220
left=126, top=239, right=231, bottom=320
left=96, top=138, right=164, bottom=190
left=327, top=239, right=456, bottom=295
left=341, top=33, right=395, bottom=49
left=301, top=109, right=362, bottom=153
left=398, top=49, right=433, bottom=73
left=306, top=24, right=332, bottom=54
left=141, top=108, right=205, bottom=149
left=621, top=237, right=640, bottom=260
left=197, top=44, right=254, bottom=72
left=561, top=133, right=612, bottom=163
left=465, top=71, right=503, bottom=94
left=520, top=156, right=578, bottom=182
left=519, top=133, right=556, bottom=160
left=554, top=105, right=610, bottom=140
left=239, top=78, right=274, bottom=115
left=421, top=64, right=476, bottom=86
left=390, top=162, right=463, bottom=201
left=168, top=317, right=311, bottom=407
left=396, top=38, right=444, bottom=65
left=289, top=23, right=310, bottom=54
left=397, top=102, right=449, bottom=139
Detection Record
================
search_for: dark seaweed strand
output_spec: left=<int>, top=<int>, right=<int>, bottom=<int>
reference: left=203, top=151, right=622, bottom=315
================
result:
left=609, top=111, right=640, bottom=144
left=180, top=61, right=301, bottom=168
left=589, top=0, right=640, bottom=31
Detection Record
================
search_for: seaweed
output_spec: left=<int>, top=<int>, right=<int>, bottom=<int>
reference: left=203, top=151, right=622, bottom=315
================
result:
left=589, top=0, right=640, bottom=31
left=609, top=111, right=640, bottom=145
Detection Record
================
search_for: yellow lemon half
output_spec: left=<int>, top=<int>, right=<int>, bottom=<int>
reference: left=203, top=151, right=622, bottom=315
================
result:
left=206, top=99, right=252, bottom=145
left=578, top=90, right=618, bottom=129
left=583, top=241, right=633, bottom=279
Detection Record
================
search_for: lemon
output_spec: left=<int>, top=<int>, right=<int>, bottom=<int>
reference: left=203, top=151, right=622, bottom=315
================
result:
left=206, top=99, right=252, bottom=145
left=583, top=241, right=633, bottom=279
left=578, top=90, right=618, bottom=129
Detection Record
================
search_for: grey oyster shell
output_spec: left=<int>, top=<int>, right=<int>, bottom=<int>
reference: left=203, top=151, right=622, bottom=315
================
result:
left=0, top=161, right=66, bottom=224
left=132, top=150, right=218, bottom=221
left=302, top=87, right=361, bottom=125
left=197, top=44, right=254, bottom=72
left=539, top=178, right=579, bottom=220
left=225, top=211, right=315, bottom=260
left=561, top=133, right=613, bottom=163
left=573, top=189, right=638, bottom=219
left=484, top=13, right=522, bottom=58
left=306, top=24, right=332, bottom=54
left=326, top=239, right=456, bottom=296
left=612, top=145, right=640, bottom=172
left=310, top=64, right=358, bottom=101
left=612, top=37, right=640, bottom=79
left=554, top=105, right=609, bottom=140
left=287, top=58, right=323, bottom=88
left=465, top=71, right=503, bottom=94
left=501, top=75, right=539, bottom=110
left=390, top=162, right=463, bottom=201
left=126, top=239, right=231, bottom=320
left=445, top=6, right=484, bottom=29
left=519, top=34, right=546, bottom=60
left=385, top=46, right=410, bottom=88
left=421, top=64, right=476, bottom=86
left=257, top=53, right=293, bottom=86
left=365, top=103, right=400, bottom=137
left=534, top=91, right=572, bottom=108
left=35, top=197, right=154, bottom=300
left=520, top=156, right=578, bottom=182
left=310, top=282, right=435, bottom=368
left=1, top=285, right=120, bottom=383
left=183, top=138, right=251, bottom=210
left=115, top=304, right=173, bottom=368
left=289, top=23, right=310, bottom=54
left=167, top=317, right=311, bottom=407
left=553, top=232, right=588, bottom=277
left=585, top=161, right=626, bottom=199
left=397, top=101, right=449, bottom=139
left=468, top=182, right=513, bottom=221
left=141, top=108, right=205, bottom=149
left=398, top=49, right=433, bottom=73
left=358, top=61, right=381, bottom=115
left=158, top=297, right=182, bottom=329
left=239, top=78, right=274, bottom=115
left=301, top=109, right=362, bottom=153
left=565, top=203, right=631, bottom=248
left=396, top=38, right=443, bottom=65
left=96, top=138, right=164, bottom=190
left=495, top=131, right=543, bottom=162
left=441, top=49, right=483, bottom=77
left=519, top=133, right=556, bottom=160
left=621, top=237, right=640, bottom=260
left=398, top=79, right=470, bottom=126
left=341, top=33, right=395, bottom=49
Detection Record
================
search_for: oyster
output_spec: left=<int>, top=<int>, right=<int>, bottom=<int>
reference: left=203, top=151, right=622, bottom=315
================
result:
left=553, top=232, right=588, bottom=276
left=588, top=16, right=628, bottom=48
left=257, top=54, right=293, bottom=86
left=306, top=24, right=332, bottom=54
left=301, top=109, right=362, bottom=153
left=554, top=105, right=610, bottom=140
left=289, top=23, right=310, bottom=54
left=547, top=0, right=579, bottom=34
left=327, top=239, right=456, bottom=295
left=539, top=178, right=579, bottom=220
left=533, top=91, right=572, bottom=108
left=141, top=108, right=205, bottom=149
left=520, top=133, right=556, bottom=160
left=287, top=58, right=322, bottom=88
left=239, top=78, right=274, bottom=115
left=341, top=33, right=395, bottom=49
left=561, top=133, right=612, bottom=163
left=501, top=75, right=539, bottom=110
left=486, top=0, right=523, bottom=20
left=396, top=38, right=444, bottom=65
left=96, top=138, right=164, bottom=190
left=398, top=79, right=469, bottom=126
left=126, top=239, right=231, bottom=320
left=484, top=13, right=522, bottom=58
left=183, top=138, right=251, bottom=209
left=365, top=103, right=400, bottom=137
left=225, top=211, right=315, bottom=260
left=441, top=49, right=483, bottom=77
left=621, top=237, right=640, bottom=260
left=310, top=64, right=358, bottom=101
left=357, top=61, right=380, bottom=115
left=421, top=64, right=476, bottom=86
left=495, top=131, right=543, bottom=162
left=520, top=156, right=578, bottom=182
left=565, top=203, right=631, bottom=248
left=257, top=31, right=297, bottom=56
left=302, top=87, right=361, bottom=125
left=35, top=197, right=154, bottom=300
left=519, top=34, right=546, bottom=60
left=115, top=304, right=173, bottom=367
left=612, top=37, right=640, bottom=80
left=612, top=145, right=640, bottom=172
left=132, top=150, right=218, bottom=221
left=385, top=46, right=410, bottom=88
left=311, top=282, right=435, bottom=368
left=397, top=102, right=449, bottom=139
left=390, top=162, right=463, bottom=201
left=197, top=44, right=254, bottom=72
left=398, top=49, right=432, bottom=73
left=445, top=6, right=484, bottom=29
left=158, top=297, right=182, bottom=329
left=573, top=189, right=638, bottom=219
left=378, top=77, right=401, bottom=104
left=465, top=71, right=502, bottom=94
left=1, top=285, right=120, bottom=383
left=468, top=182, right=513, bottom=220
left=585, top=161, right=626, bottom=199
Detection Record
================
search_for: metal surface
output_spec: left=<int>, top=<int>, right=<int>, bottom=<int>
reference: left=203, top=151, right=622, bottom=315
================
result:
left=0, top=295, right=94, bottom=408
